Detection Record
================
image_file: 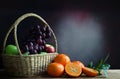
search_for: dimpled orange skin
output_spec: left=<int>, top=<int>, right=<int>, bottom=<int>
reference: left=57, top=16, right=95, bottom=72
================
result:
left=72, top=61, right=85, bottom=68
left=47, top=62, right=64, bottom=77
left=54, top=54, right=71, bottom=66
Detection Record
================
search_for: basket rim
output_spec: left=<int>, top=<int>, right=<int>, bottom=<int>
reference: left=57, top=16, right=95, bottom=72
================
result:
left=2, top=52, right=58, bottom=57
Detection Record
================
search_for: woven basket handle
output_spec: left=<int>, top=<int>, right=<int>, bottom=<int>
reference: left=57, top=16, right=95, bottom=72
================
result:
left=3, top=13, right=58, bottom=56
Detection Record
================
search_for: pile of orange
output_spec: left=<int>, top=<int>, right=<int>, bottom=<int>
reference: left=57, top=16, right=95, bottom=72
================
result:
left=47, top=53, right=98, bottom=77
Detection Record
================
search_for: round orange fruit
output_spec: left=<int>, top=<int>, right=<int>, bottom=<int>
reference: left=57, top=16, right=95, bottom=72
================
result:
left=54, top=54, right=70, bottom=66
left=65, top=62, right=82, bottom=77
left=47, top=62, right=64, bottom=77
left=72, top=61, right=85, bottom=68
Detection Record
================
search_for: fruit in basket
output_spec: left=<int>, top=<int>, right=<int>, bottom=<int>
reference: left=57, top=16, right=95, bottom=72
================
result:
left=41, top=51, right=47, bottom=54
left=54, top=54, right=71, bottom=66
left=65, top=62, right=82, bottom=77
left=21, top=25, right=53, bottom=54
left=23, top=51, right=29, bottom=56
left=72, top=61, right=85, bottom=68
left=45, top=44, right=55, bottom=53
left=82, top=67, right=99, bottom=77
left=5, top=44, right=18, bottom=55
left=47, top=62, right=64, bottom=77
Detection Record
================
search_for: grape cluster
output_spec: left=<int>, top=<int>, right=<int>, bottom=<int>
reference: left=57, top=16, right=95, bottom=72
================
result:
left=22, top=25, right=52, bottom=55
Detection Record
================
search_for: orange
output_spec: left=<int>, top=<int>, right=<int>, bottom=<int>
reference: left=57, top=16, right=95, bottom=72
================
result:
left=65, top=62, right=82, bottom=77
left=47, top=62, right=64, bottom=77
left=54, top=54, right=70, bottom=66
left=72, top=61, right=85, bottom=68
left=82, top=67, right=99, bottom=77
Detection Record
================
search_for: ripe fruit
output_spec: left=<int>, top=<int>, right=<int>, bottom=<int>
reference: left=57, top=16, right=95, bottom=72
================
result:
left=72, top=61, right=85, bottom=68
left=40, top=52, right=47, bottom=55
left=21, top=25, right=52, bottom=54
left=54, top=54, right=70, bottom=66
left=5, top=44, right=18, bottom=55
left=23, top=51, right=29, bottom=56
left=45, top=44, right=55, bottom=53
left=65, top=62, right=82, bottom=77
left=82, top=67, right=99, bottom=77
left=47, top=62, right=64, bottom=77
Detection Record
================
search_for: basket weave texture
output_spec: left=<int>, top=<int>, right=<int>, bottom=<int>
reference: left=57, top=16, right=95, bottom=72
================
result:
left=2, top=13, right=58, bottom=77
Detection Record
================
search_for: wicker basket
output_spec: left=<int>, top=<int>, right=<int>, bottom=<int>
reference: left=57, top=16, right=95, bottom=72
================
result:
left=2, top=13, right=58, bottom=77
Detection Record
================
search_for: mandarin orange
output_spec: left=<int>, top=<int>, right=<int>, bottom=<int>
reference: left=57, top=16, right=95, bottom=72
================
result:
left=65, top=62, right=82, bottom=77
left=72, top=61, right=85, bottom=68
left=54, top=54, right=70, bottom=66
left=47, top=62, right=64, bottom=77
left=82, top=67, right=99, bottom=77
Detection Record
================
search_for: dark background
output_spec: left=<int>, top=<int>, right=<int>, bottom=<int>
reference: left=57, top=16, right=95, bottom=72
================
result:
left=0, top=0, right=120, bottom=69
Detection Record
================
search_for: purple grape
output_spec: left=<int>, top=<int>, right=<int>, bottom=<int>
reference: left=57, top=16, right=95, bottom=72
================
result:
left=29, top=45, right=34, bottom=50
left=42, top=40, right=46, bottom=46
left=41, top=27, right=46, bottom=33
left=45, top=31, right=52, bottom=38
left=30, top=42, right=33, bottom=46
left=34, top=44, right=39, bottom=50
left=38, top=45, right=45, bottom=52
left=37, top=25, right=41, bottom=29
left=39, top=35, right=42, bottom=39
left=42, top=33, right=46, bottom=38
left=45, top=27, right=52, bottom=38
left=35, top=25, right=42, bottom=33
left=48, top=31, right=52, bottom=37
left=25, top=45, right=29, bottom=51
left=37, top=39, right=43, bottom=45
left=41, top=45, right=44, bottom=50
left=37, top=31, right=42, bottom=36
left=33, top=50, right=38, bottom=54
left=29, top=49, right=38, bottom=54
left=41, top=45, right=46, bottom=51
left=39, top=46, right=42, bottom=51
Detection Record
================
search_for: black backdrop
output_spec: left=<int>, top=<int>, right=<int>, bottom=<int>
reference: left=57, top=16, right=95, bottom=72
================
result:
left=0, top=0, right=120, bottom=69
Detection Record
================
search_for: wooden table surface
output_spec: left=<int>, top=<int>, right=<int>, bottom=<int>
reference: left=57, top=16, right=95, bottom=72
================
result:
left=0, top=69, right=120, bottom=79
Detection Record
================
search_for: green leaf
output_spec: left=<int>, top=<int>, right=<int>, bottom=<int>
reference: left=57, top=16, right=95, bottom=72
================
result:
left=102, top=64, right=111, bottom=70
left=88, top=61, right=94, bottom=68
left=94, top=59, right=103, bottom=69
left=103, top=54, right=110, bottom=64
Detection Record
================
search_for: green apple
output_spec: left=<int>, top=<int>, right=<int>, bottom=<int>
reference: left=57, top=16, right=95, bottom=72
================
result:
left=5, top=44, right=19, bottom=55
left=40, top=52, right=47, bottom=55
left=23, top=51, right=29, bottom=56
